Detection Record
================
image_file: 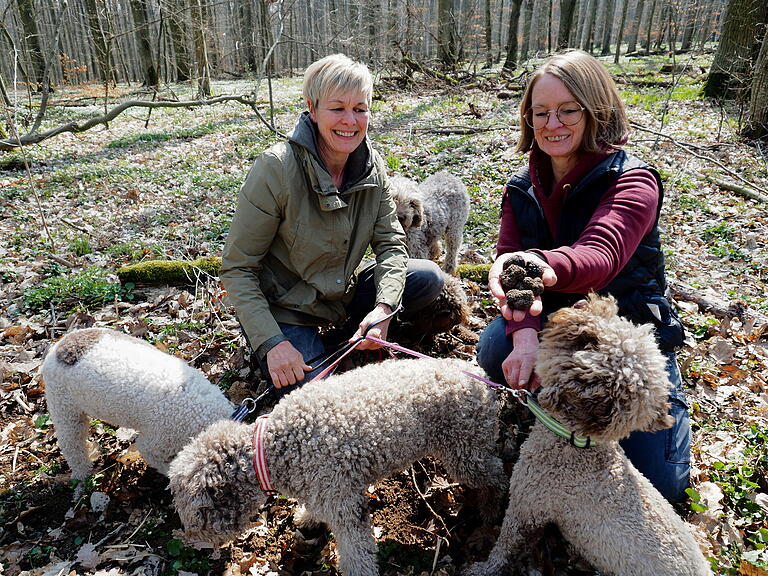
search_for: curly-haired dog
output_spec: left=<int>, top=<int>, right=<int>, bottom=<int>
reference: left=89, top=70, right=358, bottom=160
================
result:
left=396, top=272, right=470, bottom=338
left=169, top=357, right=507, bottom=576
left=389, top=175, right=423, bottom=230
left=43, top=328, right=234, bottom=480
left=463, top=295, right=711, bottom=576
left=391, top=171, right=470, bottom=274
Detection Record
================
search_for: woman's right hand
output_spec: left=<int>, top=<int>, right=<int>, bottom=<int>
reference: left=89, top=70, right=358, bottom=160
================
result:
left=266, top=341, right=312, bottom=388
left=488, top=252, right=557, bottom=322
left=502, top=327, right=541, bottom=391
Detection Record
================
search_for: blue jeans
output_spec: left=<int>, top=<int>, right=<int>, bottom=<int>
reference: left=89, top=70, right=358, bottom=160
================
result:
left=265, top=258, right=444, bottom=396
left=477, top=315, right=691, bottom=502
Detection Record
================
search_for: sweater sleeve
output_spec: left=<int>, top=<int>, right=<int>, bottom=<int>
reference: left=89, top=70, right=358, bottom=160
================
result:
left=534, top=168, right=660, bottom=293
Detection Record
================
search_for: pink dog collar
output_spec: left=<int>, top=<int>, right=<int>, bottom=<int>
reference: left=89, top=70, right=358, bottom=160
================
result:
left=252, top=415, right=278, bottom=496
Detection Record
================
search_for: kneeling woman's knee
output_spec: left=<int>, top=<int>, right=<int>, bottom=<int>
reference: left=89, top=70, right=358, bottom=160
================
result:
left=476, top=316, right=512, bottom=382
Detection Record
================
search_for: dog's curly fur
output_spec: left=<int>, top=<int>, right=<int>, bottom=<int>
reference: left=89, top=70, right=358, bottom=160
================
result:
left=43, top=328, right=234, bottom=480
left=397, top=272, right=470, bottom=337
left=391, top=171, right=470, bottom=274
left=463, top=295, right=711, bottom=576
left=169, top=357, right=507, bottom=576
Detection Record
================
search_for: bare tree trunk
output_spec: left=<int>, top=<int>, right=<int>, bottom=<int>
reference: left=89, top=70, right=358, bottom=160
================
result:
left=679, top=0, right=698, bottom=52
left=742, top=27, right=768, bottom=139
left=600, top=0, right=615, bottom=54
left=579, top=0, right=596, bottom=50
left=84, top=0, right=113, bottom=84
left=503, top=0, right=523, bottom=70
left=702, top=0, right=768, bottom=100
left=520, top=0, right=533, bottom=61
left=558, top=0, right=577, bottom=49
left=438, top=0, right=459, bottom=67
left=167, top=0, right=191, bottom=80
left=642, top=0, right=658, bottom=53
left=15, top=0, right=46, bottom=89
left=614, top=0, right=629, bottom=61
left=627, top=0, right=644, bottom=52
left=129, top=0, right=159, bottom=87
left=190, top=0, right=210, bottom=96
left=485, top=0, right=493, bottom=67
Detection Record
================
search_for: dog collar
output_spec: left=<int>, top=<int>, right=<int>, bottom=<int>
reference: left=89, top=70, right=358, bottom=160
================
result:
left=252, top=415, right=278, bottom=496
left=526, top=395, right=597, bottom=448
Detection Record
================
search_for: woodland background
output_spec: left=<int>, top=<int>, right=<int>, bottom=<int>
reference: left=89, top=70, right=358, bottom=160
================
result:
left=1, top=0, right=768, bottom=575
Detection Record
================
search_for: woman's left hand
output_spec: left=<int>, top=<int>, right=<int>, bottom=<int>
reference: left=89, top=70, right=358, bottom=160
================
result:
left=352, top=303, right=394, bottom=350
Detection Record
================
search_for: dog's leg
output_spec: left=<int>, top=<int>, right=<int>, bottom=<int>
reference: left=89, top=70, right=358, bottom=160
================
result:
left=324, top=496, right=379, bottom=576
left=135, top=434, right=171, bottom=475
left=294, top=503, right=324, bottom=531
left=442, top=225, right=462, bottom=274
left=51, top=410, right=94, bottom=481
left=441, top=450, right=507, bottom=523
left=462, top=489, right=537, bottom=576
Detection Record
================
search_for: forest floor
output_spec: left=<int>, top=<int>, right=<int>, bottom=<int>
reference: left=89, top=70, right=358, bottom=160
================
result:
left=1, top=53, right=768, bottom=576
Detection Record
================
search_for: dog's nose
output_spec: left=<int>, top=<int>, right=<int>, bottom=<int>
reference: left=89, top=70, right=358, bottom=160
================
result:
left=573, top=299, right=589, bottom=309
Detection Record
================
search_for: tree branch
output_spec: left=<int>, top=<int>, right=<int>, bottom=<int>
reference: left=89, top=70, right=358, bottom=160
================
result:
left=0, top=94, right=284, bottom=151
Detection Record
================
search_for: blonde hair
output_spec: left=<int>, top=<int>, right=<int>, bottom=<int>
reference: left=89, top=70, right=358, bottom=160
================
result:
left=516, top=50, right=629, bottom=154
left=303, top=54, right=374, bottom=109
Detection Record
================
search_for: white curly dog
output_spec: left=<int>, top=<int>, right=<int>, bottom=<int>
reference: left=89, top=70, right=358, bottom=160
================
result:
left=169, top=357, right=507, bottom=576
left=463, top=295, right=711, bottom=576
left=390, top=171, right=470, bottom=273
left=43, top=328, right=234, bottom=480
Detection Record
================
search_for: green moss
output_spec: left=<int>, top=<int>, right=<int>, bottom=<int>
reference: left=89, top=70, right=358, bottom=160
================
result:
left=456, top=263, right=491, bottom=284
left=116, top=256, right=222, bottom=285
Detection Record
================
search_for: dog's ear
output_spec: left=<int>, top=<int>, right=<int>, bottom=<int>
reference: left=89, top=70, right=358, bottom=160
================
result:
left=410, top=198, right=424, bottom=227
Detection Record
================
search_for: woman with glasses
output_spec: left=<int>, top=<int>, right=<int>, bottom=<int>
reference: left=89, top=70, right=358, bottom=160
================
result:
left=477, top=49, right=690, bottom=502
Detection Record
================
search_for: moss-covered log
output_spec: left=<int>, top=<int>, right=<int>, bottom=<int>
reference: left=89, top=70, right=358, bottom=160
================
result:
left=116, top=256, right=222, bottom=285
left=116, top=257, right=493, bottom=286
left=456, top=263, right=491, bottom=284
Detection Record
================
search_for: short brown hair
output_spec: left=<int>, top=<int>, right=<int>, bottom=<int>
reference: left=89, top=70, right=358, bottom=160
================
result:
left=516, top=50, right=629, bottom=154
left=303, top=53, right=373, bottom=109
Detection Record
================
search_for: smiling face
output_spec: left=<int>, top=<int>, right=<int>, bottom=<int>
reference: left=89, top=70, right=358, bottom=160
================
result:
left=308, top=90, right=370, bottom=171
left=530, top=73, right=586, bottom=179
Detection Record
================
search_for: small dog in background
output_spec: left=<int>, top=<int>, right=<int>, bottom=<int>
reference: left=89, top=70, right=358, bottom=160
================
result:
left=169, top=357, right=507, bottom=576
left=463, top=294, right=711, bottom=576
left=43, top=328, right=234, bottom=481
left=391, top=171, right=470, bottom=274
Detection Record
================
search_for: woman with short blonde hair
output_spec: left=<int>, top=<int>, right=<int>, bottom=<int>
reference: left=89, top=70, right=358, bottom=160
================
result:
left=303, top=53, right=374, bottom=109
left=221, top=53, right=442, bottom=394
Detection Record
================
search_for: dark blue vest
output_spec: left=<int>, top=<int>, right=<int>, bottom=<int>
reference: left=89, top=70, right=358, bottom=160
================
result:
left=504, top=150, right=683, bottom=351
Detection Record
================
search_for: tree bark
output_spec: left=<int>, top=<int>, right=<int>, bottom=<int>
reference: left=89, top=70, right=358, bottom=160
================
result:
left=558, top=0, right=577, bottom=50
left=742, top=27, right=768, bottom=139
left=520, top=0, right=533, bottom=60
left=626, top=0, right=644, bottom=53
left=191, top=0, right=211, bottom=96
left=438, top=0, right=459, bottom=68
left=600, top=0, right=616, bottom=55
left=614, top=0, right=629, bottom=62
left=579, top=0, right=596, bottom=51
left=167, top=0, right=191, bottom=81
left=129, top=0, right=159, bottom=88
left=15, top=0, right=46, bottom=89
left=642, top=0, right=657, bottom=53
left=702, top=0, right=768, bottom=100
left=503, top=0, right=523, bottom=70
left=83, top=0, right=112, bottom=84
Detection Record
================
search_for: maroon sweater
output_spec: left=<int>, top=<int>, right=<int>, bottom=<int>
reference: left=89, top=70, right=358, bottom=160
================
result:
left=497, top=146, right=660, bottom=335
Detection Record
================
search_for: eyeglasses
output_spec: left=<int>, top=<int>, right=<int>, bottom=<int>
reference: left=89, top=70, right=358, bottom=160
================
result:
left=525, top=101, right=585, bottom=129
